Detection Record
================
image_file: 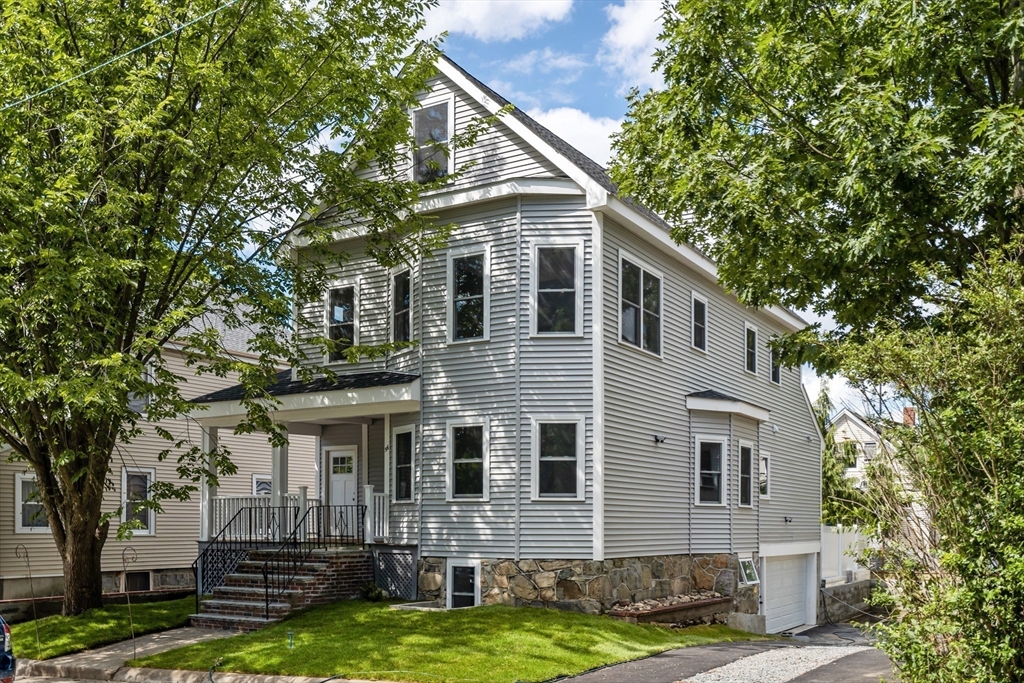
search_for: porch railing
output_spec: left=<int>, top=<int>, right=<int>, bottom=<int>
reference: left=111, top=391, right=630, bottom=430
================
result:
left=212, top=494, right=319, bottom=539
left=373, top=492, right=390, bottom=539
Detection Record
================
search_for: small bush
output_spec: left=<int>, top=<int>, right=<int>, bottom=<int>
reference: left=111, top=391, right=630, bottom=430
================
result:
left=359, top=582, right=384, bottom=602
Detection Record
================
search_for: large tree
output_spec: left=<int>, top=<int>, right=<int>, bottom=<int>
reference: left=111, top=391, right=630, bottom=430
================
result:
left=0, top=0, right=443, bottom=614
left=611, top=0, right=1024, bottom=351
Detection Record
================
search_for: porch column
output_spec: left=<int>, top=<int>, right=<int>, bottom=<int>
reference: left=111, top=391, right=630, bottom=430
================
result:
left=364, top=484, right=375, bottom=543
left=271, top=426, right=289, bottom=509
left=200, top=426, right=219, bottom=542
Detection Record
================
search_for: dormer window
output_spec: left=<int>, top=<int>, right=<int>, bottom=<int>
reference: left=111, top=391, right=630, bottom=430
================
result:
left=412, top=101, right=451, bottom=184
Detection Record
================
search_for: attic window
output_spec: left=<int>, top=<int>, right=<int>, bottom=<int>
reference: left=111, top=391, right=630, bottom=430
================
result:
left=863, top=442, right=878, bottom=460
left=412, top=102, right=451, bottom=184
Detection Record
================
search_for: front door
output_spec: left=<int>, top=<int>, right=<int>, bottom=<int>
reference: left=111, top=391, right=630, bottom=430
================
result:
left=329, top=448, right=358, bottom=506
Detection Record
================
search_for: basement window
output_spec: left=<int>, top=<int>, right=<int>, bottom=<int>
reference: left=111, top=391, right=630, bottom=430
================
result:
left=739, top=558, right=760, bottom=585
left=447, top=562, right=479, bottom=608
left=125, top=571, right=151, bottom=593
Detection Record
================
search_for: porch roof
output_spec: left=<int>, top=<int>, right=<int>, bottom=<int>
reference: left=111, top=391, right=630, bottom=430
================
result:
left=191, top=370, right=420, bottom=428
left=685, top=389, right=771, bottom=423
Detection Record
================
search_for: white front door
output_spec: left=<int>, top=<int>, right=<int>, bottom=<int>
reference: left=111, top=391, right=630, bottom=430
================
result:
left=329, top=448, right=358, bottom=507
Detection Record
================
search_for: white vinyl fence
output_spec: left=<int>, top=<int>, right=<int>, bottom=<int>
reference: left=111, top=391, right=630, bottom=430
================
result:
left=821, top=525, right=867, bottom=582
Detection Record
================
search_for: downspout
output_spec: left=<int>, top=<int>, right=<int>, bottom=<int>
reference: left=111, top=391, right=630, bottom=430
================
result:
left=514, top=196, right=523, bottom=562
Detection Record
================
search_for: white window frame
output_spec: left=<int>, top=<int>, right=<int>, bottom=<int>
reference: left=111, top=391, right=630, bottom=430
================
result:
left=760, top=452, right=771, bottom=499
left=530, top=239, right=584, bottom=338
left=252, top=474, right=272, bottom=496
left=617, top=249, right=664, bottom=358
left=391, top=266, right=414, bottom=345
left=530, top=415, right=586, bottom=502
left=391, top=424, right=416, bottom=505
left=691, top=291, right=709, bottom=353
left=738, top=440, right=754, bottom=508
left=446, top=558, right=481, bottom=609
left=744, top=322, right=759, bottom=375
left=121, top=467, right=157, bottom=536
left=770, top=346, right=782, bottom=385
left=446, top=245, right=490, bottom=345
left=323, top=277, right=360, bottom=365
left=409, top=93, right=456, bottom=183
left=738, top=556, right=760, bottom=585
left=694, top=435, right=727, bottom=507
left=445, top=418, right=490, bottom=502
left=15, top=473, right=50, bottom=534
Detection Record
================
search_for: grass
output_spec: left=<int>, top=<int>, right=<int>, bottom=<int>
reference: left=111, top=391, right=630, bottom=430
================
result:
left=10, top=596, right=194, bottom=661
left=134, top=600, right=762, bottom=683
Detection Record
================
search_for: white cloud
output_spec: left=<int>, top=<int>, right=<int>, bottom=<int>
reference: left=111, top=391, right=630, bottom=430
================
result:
left=526, top=107, right=622, bottom=166
left=598, top=0, right=665, bottom=94
left=422, top=0, right=574, bottom=43
left=502, top=48, right=588, bottom=76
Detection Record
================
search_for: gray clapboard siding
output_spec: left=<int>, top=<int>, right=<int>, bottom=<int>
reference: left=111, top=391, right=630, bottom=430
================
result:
left=601, top=218, right=820, bottom=558
left=732, top=415, right=759, bottom=554
left=689, top=411, right=732, bottom=555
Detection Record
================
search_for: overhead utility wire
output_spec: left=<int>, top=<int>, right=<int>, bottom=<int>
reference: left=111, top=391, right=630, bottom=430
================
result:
left=0, top=0, right=240, bottom=113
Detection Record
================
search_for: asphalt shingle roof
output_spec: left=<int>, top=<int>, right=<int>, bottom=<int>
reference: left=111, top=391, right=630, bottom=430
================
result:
left=191, top=370, right=419, bottom=404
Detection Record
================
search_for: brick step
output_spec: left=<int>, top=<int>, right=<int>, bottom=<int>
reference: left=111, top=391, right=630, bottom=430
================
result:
left=190, top=612, right=279, bottom=633
left=223, top=572, right=316, bottom=589
left=199, top=598, right=293, bottom=619
left=212, top=585, right=305, bottom=605
left=234, top=559, right=330, bottom=575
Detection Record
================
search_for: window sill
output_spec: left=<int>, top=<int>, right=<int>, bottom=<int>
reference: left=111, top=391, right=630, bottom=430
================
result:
left=745, top=369, right=758, bottom=376
left=529, top=332, right=585, bottom=340
left=759, top=495, right=771, bottom=500
left=446, top=497, right=490, bottom=504
left=693, top=501, right=727, bottom=508
left=14, top=528, right=51, bottom=535
left=447, top=337, right=490, bottom=346
left=690, top=344, right=708, bottom=354
left=616, top=339, right=663, bottom=360
left=738, top=504, right=754, bottom=509
left=531, top=496, right=585, bottom=503
left=391, top=499, right=416, bottom=506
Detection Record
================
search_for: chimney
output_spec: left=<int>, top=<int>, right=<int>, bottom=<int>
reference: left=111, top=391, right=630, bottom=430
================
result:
left=903, top=406, right=917, bottom=426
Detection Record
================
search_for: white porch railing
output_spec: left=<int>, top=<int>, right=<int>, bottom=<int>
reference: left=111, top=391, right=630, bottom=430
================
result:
left=373, top=492, right=390, bottom=539
left=211, top=493, right=320, bottom=540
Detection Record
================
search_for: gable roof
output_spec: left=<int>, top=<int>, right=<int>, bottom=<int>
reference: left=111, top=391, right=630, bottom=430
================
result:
left=434, top=52, right=808, bottom=333
left=828, top=408, right=882, bottom=438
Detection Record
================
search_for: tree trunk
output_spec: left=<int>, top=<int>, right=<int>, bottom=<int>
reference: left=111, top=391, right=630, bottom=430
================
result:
left=60, top=519, right=107, bottom=615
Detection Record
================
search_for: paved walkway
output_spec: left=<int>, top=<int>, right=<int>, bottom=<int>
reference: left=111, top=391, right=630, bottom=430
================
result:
left=566, top=624, right=898, bottom=683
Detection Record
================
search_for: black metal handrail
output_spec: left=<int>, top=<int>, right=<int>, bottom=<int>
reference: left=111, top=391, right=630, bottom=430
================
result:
left=192, top=505, right=301, bottom=612
left=261, top=504, right=365, bottom=618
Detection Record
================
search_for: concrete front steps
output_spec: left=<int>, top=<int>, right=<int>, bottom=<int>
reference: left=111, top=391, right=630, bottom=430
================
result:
left=191, top=547, right=374, bottom=632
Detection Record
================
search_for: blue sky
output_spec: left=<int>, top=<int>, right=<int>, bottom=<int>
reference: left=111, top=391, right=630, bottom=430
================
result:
left=421, top=0, right=861, bottom=410
left=421, top=0, right=665, bottom=166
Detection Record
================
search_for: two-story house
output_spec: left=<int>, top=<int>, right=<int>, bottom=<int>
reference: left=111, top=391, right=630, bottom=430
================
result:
left=189, top=52, right=823, bottom=635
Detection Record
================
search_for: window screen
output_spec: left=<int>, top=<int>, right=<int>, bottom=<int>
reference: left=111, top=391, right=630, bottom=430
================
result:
left=395, top=431, right=413, bottom=501
left=621, top=259, right=660, bottom=353
left=20, top=478, right=47, bottom=529
left=126, top=472, right=150, bottom=531
left=452, top=254, right=485, bottom=341
left=536, top=246, right=576, bottom=334
left=413, top=103, right=450, bottom=183
left=452, top=425, right=484, bottom=497
left=538, top=423, right=577, bottom=497
left=699, top=442, right=723, bottom=504
left=328, top=286, right=355, bottom=361
left=745, top=327, right=758, bottom=373
left=692, top=297, right=707, bottom=350
left=125, top=571, right=151, bottom=592
left=740, top=445, right=753, bottom=506
left=451, top=565, right=476, bottom=608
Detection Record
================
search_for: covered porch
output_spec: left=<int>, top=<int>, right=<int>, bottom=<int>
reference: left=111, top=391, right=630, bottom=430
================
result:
left=192, top=370, right=421, bottom=547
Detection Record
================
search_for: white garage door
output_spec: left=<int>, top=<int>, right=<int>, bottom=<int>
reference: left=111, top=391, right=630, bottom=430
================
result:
left=765, top=554, right=809, bottom=633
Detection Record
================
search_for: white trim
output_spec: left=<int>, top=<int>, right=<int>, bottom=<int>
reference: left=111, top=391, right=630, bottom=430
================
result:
left=121, top=467, right=157, bottom=536
left=690, top=290, right=709, bottom=353
left=760, top=451, right=771, bottom=499
left=686, top=395, right=771, bottom=423
left=445, top=417, right=490, bottom=503
left=390, top=266, right=414, bottom=345
left=417, top=178, right=583, bottom=213
left=616, top=248, right=664, bottom=359
left=529, top=238, right=585, bottom=338
left=252, top=473, right=272, bottom=496
left=194, top=379, right=421, bottom=427
left=738, top=440, right=754, bottom=508
left=391, top=424, right=416, bottom=504
left=323, top=277, right=360, bottom=366
left=759, top=541, right=821, bottom=557
left=446, top=244, right=491, bottom=345
left=446, top=558, right=482, bottom=609
left=744, top=322, right=759, bottom=375
left=14, top=473, right=50, bottom=534
left=738, top=557, right=760, bottom=585
left=530, top=415, right=586, bottom=502
left=409, top=92, right=456, bottom=183
left=694, top=434, right=727, bottom=507
left=591, top=212, right=605, bottom=561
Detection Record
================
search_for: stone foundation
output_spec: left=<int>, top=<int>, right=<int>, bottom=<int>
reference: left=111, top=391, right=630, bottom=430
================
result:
left=418, top=553, right=760, bottom=616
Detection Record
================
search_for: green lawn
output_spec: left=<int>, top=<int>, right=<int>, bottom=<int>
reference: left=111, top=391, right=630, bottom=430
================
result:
left=10, top=596, right=194, bottom=661
left=134, top=601, right=761, bottom=683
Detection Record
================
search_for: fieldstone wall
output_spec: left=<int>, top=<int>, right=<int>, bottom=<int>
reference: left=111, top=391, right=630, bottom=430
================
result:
left=154, top=569, right=195, bottom=589
left=418, top=553, right=760, bottom=615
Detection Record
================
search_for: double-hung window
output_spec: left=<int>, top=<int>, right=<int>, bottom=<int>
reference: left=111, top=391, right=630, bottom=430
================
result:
left=15, top=473, right=48, bottom=533
left=770, top=347, right=781, bottom=384
left=393, top=426, right=414, bottom=502
left=412, top=100, right=452, bottom=184
left=122, top=468, right=155, bottom=535
left=759, top=453, right=770, bottom=498
left=533, top=243, right=581, bottom=335
left=252, top=475, right=272, bottom=496
left=620, top=255, right=661, bottom=354
left=327, top=284, right=357, bottom=362
left=533, top=419, right=583, bottom=500
left=393, top=270, right=412, bottom=343
left=695, top=438, right=725, bottom=505
left=447, top=420, right=488, bottom=500
left=692, top=292, right=708, bottom=351
left=448, top=247, right=488, bottom=343
left=739, top=443, right=753, bottom=507
left=744, top=323, right=758, bottom=374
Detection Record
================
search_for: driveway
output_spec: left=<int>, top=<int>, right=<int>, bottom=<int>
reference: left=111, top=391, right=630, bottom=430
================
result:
left=565, top=623, right=898, bottom=683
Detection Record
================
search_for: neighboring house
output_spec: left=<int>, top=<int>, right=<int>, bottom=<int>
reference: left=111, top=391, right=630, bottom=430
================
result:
left=0, top=334, right=316, bottom=602
left=829, top=408, right=886, bottom=489
left=190, top=52, right=824, bottom=635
